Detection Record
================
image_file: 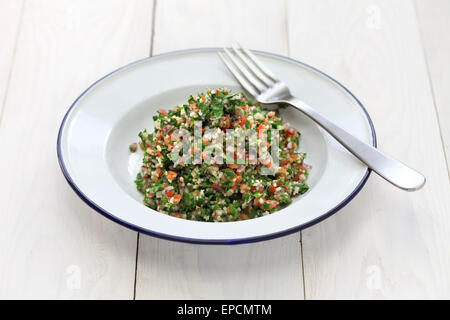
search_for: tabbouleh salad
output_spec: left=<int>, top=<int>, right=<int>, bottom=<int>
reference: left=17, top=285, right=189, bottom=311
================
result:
left=131, top=89, right=310, bottom=222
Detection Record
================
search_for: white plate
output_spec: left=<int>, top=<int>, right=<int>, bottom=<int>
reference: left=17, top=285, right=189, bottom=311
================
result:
left=57, top=48, right=376, bottom=244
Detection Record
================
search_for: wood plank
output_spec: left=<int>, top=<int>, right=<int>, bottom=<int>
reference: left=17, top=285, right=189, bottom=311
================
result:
left=287, top=0, right=450, bottom=298
left=0, top=0, right=23, bottom=117
left=415, top=0, right=450, bottom=173
left=152, top=0, right=288, bottom=55
left=135, top=0, right=304, bottom=300
left=136, top=233, right=302, bottom=299
left=0, top=0, right=153, bottom=299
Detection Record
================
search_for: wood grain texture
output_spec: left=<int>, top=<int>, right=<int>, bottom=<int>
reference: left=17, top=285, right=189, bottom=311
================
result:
left=136, top=233, right=302, bottom=299
left=0, top=0, right=448, bottom=300
left=0, top=0, right=153, bottom=299
left=0, top=0, right=24, bottom=117
left=152, top=0, right=289, bottom=55
left=135, top=0, right=304, bottom=300
left=287, top=0, right=450, bottom=299
left=415, top=0, right=450, bottom=173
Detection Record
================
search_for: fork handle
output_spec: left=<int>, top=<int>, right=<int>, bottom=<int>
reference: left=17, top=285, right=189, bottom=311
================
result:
left=286, top=97, right=426, bottom=191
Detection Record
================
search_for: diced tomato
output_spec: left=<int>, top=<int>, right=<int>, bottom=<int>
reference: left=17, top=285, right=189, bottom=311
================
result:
left=173, top=194, right=182, bottom=200
left=158, top=108, right=168, bottom=116
left=167, top=171, right=177, bottom=181
left=171, top=194, right=182, bottom=204
left=231, top=176, right=242, bottom=190
left=171, top=212, right=183, bottom=218
left=258, top=199, right=279, bottom=210
left=212, top=183, right=223, bottom=191
left=266, top=200, right=279, bottom=209
left=285, top=127, right=297, bottom=137
left=239, top=116, right=247, bottom=128
left=167, top=189, right=174, bottom=197
left=270, top=184, right=276, bottom=194
left=261, top=158, right=271, bottom=167
left=201, top=96, right=206, bottom=101
left=216, top=89, right=220, bottom=95
left=257, top=124, right=266, bottom=135
left=153, top=168, right=162, bottom=182
left=267, top=111, right=275, bottom=117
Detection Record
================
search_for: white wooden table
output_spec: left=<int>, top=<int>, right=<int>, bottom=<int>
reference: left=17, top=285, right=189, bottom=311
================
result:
left=0, top=0, right=449, bottom=299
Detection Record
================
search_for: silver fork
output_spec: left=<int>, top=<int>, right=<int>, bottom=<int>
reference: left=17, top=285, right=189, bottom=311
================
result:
left=219, top=45, right=425, bottom=191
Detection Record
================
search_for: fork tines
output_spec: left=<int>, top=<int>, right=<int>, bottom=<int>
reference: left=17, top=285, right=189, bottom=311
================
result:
left=218, top=44, right=278, bottom=97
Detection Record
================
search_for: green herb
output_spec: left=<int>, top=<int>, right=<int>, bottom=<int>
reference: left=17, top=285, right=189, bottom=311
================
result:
left=133, top=88, right=310, bottom=222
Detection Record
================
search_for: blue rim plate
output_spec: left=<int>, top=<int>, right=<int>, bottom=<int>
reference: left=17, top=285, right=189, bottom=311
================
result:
left=57, top=48, right=376, bottom=244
